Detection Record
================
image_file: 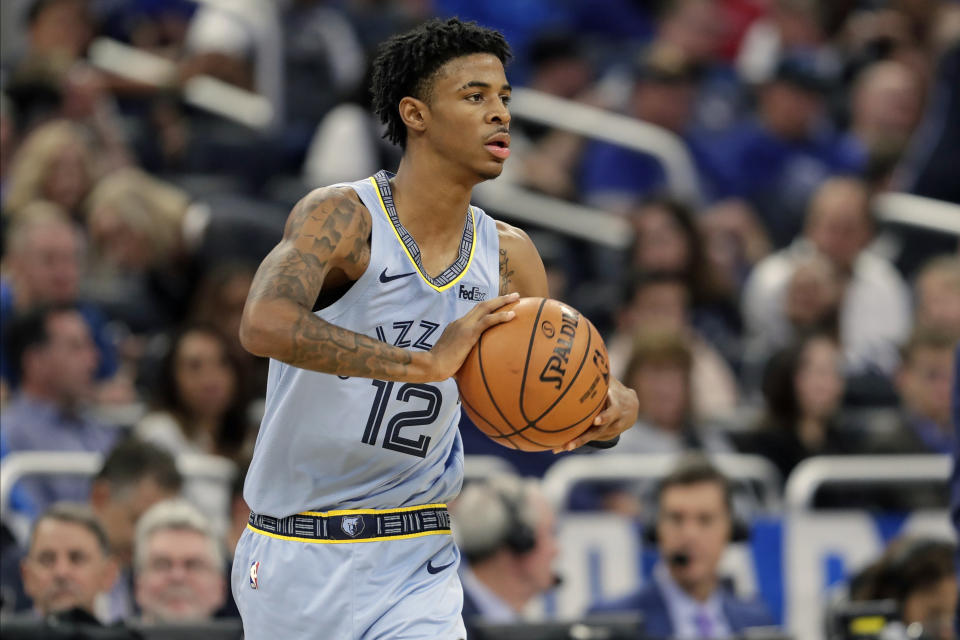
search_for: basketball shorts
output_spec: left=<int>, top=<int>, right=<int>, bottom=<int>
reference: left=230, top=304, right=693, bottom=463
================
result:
left=231, top=504, right=466, bottom=640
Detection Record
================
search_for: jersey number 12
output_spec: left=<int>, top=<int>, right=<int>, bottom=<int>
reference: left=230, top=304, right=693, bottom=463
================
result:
left=361, top=380, right=442, bottom=458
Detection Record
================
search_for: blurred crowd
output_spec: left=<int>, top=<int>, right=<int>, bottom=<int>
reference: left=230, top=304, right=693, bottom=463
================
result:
left=0, top=0, right=958, bottom=635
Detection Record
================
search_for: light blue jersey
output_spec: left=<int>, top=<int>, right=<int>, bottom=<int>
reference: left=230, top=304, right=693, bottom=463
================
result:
left=233, top=172, right=499, bottom=640
left=244, top=170, right=499, bottom=518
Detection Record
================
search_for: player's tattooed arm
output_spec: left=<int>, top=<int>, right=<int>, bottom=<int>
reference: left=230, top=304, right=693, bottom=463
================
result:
left=496, top=221, right=549, bottom=298
left=240, top=188, right=429, bottom=381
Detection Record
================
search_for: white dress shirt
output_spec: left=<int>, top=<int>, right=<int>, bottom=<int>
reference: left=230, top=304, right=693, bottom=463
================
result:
left=459, top=566, right=519, bottom=623
left=654, top=563, right=732, bottom=639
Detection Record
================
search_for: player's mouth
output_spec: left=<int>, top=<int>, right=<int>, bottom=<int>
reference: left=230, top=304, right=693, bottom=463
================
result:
left=484, top=133, right=511, bottom=160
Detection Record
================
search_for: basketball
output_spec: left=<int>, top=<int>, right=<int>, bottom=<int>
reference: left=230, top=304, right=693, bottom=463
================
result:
left=455, top=297, right=610, bottom=451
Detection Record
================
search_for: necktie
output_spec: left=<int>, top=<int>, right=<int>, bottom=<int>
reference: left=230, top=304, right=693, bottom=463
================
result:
left=694, top=608, right=715, bottom=639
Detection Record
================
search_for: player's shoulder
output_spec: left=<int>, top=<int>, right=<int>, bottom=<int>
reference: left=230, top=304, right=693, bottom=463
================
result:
left=495, top=219, right=535, bottom=251
left=285, top=184, right=371, bottom=237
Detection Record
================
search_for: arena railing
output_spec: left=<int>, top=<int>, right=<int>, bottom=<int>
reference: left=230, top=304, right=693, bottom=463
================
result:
left=86, top=38, right=960, bottom=247
left=0, top=451, right=237, bottom=522
left=541, top=452, right=783, bottom=513
left=783, top=454, right=951, bottom=511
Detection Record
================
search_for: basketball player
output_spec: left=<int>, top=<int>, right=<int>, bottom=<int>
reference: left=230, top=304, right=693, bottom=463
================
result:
left=232, top=18, right=639, bottom=640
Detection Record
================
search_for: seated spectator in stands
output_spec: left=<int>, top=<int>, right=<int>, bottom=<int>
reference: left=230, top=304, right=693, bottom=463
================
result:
left=451, top=476, right=559, bottom=626
left=20, top=503, right=117, bottom=621
left=134, top=499, right=226, bottom=624
left=782, top=253, right=841, bottom=341
left=135, top=324, right=253, bottom=462
left=614, top=330, right=734, bottom=456
left=627, top=197, right=744, bottom=367
left=0, top=206, right=126, bottom=399
left=512, top=31, right=595, bottom=202
left=843, top=60, right=924, bottom=176
left=913, top=256, right=960, bottom=340
left=2, top=119, right=99, bottom=223
left=608, top=272, right=739, bottom=421
left=579, top=45, right=723, bottom=211
left=589, top=456, right=773, bottom=637
left=705, top=55, right=862, bottom=247
left=851, top=537, right=956, bottom=640
left=742, top=177, right=911, bottom=379
left=871, top=329, right=957, bottom=456
left=89, top=438, right=183, bottom=622
left=189, top=263, right=267, bottom=392
left=2, top=303, right=118, bottom=513
left=739, top=332, right=861, bottom=482
left=82, top=167, right=197, bottom=334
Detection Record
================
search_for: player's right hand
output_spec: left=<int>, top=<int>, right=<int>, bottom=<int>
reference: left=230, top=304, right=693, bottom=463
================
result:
left=426, top=292, right=519, bottom=381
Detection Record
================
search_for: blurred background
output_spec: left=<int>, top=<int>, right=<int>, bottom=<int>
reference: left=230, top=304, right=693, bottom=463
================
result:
left=0, top=0, right=958, bottom=639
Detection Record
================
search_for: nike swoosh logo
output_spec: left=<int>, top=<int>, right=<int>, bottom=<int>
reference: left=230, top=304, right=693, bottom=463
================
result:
left=379, top=268, right=416, bottom=283
left=426, top=559, right=455, bottom=574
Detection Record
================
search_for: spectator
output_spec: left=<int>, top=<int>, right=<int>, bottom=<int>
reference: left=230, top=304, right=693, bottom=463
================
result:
left=0, top=206, right=121, bottom=392
left=608, top=272, right=739, bottom=421
left=133, top=499, right=226, bottom=624
left=189, top=262, right=266, bottom=391
left=913, top=256, right=960, bottom=340
left=626, top=197, right=744, bottom=365
left=844, top=60, right=924, bottom=174
left=870, top=329, right=958, bottom=456
left=2, top=119, right=98, bottom=222
left=20, top=502, right=117, bottom=620
left=135, top=324, right=253, bottom=462
left=580, top=45, right=720, bottom=211
left=589, top=456, right=773, bottom=637
left=707, top=55, right=861, bottom=246
left=512, top=31, right=595, bottom=201
left=650, top=0, right=743, bottom=132
left=739, top=333, right=860, bottom=482
left=2, top=303, right=118, bottom=513
left=82, top=167, right=195, bottom=334
left=852, top=537, right=957, bottom=640
left=742, top=176, right=911, bottom=378
left=451, top=475, right=559, bottom=626
left=89, top=438, right=183, bottom=622
left=614, top=330, right=734, bottom=456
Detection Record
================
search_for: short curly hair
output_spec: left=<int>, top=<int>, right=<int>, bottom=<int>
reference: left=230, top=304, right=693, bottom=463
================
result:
left=371, top=18, right=511, bottom=148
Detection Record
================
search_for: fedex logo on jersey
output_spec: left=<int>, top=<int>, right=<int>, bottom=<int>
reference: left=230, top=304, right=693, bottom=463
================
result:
left=458, top=284, right=487, bottom=301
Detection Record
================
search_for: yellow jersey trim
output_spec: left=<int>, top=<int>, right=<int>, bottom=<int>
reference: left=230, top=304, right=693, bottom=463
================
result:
left=368, top=176, right=476, bottom=293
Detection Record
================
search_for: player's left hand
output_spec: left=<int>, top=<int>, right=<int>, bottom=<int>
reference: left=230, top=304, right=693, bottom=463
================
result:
left=552, top=377, right=638, bottom=453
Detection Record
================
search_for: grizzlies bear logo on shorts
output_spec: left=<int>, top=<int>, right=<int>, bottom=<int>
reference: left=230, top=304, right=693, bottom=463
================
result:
left=341, top=515, right=365, bottom=538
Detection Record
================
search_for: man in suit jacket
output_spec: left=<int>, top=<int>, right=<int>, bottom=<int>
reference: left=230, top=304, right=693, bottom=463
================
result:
left=451, top=476, right=560, bottom=627
left=589, top=456, right=774, bottom=638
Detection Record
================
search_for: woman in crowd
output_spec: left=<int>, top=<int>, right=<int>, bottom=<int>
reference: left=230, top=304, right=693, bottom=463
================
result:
left=135, top=324, right=253, bottom=462
left=742, top=332, right=859, bottom=482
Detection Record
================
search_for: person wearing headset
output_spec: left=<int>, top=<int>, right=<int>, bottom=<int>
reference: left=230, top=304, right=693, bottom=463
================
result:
left=590, top=455, right=773, bottom=638
left=450, top=475, right=560, bottom=625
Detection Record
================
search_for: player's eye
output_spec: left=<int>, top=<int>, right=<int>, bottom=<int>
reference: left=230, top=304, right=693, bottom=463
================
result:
left=500, top=95, right=511, bottom=105
left=466, top=93, right=483, bottom=102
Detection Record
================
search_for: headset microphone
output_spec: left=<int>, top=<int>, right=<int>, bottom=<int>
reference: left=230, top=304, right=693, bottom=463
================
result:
left=667, top=551, right=691, bottom=568
left=552, top=573, right=564, bottom=587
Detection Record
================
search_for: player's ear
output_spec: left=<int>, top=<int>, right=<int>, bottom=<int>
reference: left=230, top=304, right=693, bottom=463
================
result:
left=398, top=96, right=428, bottom=135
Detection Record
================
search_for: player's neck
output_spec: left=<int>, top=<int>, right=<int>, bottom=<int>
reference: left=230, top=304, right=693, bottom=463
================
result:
left=391, top=156, right=474, bottom=238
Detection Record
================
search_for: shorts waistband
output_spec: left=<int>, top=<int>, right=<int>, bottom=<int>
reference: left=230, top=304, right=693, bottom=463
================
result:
left=246, top=503, right=451, bottom=544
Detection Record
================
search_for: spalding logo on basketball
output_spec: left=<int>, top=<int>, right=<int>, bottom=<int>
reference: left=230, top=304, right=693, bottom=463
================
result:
left=455, top=297, right=610, bottom=451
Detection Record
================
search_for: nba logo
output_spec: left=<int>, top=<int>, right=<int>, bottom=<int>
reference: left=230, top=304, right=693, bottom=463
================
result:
left=341, top=515, right=365, bottom=538
left=249, top=561, right=260, bottom=589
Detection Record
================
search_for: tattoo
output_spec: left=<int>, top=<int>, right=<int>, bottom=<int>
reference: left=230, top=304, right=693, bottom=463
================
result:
left=244, top=189, right=417, bottom=380
left=499, top=248, right=515, bottom=295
